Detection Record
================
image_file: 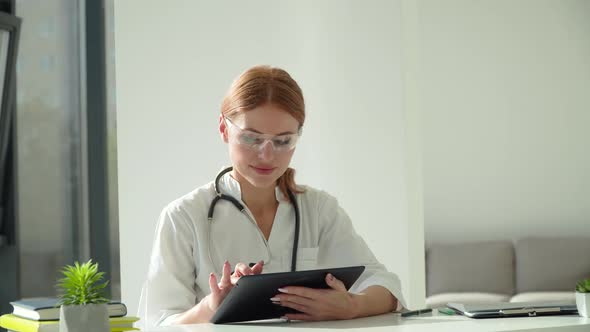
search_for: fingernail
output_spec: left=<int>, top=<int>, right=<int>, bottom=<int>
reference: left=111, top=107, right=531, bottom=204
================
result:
left=327, top=273, right=334, bottom=281
left=270, top=297, right=280, bottom=301
left=278, top=288, right=288, bottom=293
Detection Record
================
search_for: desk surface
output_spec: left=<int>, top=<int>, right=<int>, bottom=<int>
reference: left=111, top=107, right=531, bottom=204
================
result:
left=143, top=312, right=590, bottom=332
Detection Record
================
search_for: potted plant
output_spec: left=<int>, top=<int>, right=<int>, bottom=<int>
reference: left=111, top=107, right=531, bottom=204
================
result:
left=575, top=278, right=590, bottom=318
left=57, top=259, right=110, bottom=332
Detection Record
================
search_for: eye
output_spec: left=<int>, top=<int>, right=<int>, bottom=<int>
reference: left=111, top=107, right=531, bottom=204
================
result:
left=240, top=133, right=264, bottom=145
left=273, top=136, right=292, bottom=146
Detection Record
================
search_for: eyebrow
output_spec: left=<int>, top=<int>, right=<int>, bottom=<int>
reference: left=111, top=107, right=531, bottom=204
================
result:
left=243, top=127, right=296, bottom=135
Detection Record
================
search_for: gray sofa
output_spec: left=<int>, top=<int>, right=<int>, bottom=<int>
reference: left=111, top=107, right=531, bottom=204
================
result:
left=425, top=237, right=590, bottom=308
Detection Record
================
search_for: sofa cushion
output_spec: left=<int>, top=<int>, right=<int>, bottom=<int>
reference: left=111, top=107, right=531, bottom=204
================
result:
left=426, top=241, right=515, bottom=296
left=510, top=292, right=575, bottom=304
left=426, top=292, right=510, bottom=308
left=515, top=237, right=590, bottom=293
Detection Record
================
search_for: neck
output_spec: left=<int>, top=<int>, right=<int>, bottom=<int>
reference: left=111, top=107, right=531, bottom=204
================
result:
left=231, top=170, right=277, bottom=213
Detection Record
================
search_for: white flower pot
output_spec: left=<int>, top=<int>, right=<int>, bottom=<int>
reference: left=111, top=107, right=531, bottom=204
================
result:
left=576, top=292, right=590, bottom=318
left=59, top=304, right=110, bottom=332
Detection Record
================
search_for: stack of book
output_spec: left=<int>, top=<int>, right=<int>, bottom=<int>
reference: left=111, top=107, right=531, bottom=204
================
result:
left=0, top=298, right=139, bottom=332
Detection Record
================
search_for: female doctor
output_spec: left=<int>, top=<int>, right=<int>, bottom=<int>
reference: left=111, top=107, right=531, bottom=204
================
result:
left=139, top=65, right=405, bottom=327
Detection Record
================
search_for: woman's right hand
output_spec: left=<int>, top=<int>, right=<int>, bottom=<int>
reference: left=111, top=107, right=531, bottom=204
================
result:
left=176, top=260, right=264, bottom=324
left=205, top=260, right=264, bottom=312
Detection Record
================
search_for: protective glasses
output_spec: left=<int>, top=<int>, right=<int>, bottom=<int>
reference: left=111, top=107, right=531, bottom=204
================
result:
left=224, top=117, right=301, bottom=152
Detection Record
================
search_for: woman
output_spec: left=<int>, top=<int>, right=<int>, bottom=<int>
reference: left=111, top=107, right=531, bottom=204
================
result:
left=139, top=65, right=405, bottom=327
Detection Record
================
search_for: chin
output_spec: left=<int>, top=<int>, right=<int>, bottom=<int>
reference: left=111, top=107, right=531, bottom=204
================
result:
left=234, top=164, right=286, bottom=188
left=246, top=175, right=279, bottom=189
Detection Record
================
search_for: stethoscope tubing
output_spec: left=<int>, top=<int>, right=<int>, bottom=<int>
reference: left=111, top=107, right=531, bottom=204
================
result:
left=207, top=166, right=300, bottom=272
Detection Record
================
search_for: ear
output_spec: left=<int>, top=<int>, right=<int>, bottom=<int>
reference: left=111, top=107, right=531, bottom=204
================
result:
left=219, top=114, right=229, bottom=143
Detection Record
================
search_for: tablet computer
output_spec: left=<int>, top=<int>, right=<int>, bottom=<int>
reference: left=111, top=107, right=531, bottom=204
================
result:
left=210, top=265, right=365, bottom=324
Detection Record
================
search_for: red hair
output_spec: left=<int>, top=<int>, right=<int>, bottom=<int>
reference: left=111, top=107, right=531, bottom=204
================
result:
left=221, top=65, right=305, bottom=199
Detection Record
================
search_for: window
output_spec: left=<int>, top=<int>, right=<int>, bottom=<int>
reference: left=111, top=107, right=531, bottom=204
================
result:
left=12, top=0, right=119, bottom=301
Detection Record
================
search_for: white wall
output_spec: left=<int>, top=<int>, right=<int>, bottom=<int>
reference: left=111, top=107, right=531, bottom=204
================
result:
left=418, top=0, right=590, bottom=244
left=114, top=0, right=425, bottom=314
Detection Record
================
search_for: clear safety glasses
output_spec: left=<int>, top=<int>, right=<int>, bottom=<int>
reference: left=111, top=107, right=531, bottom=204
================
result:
left=225, top=117, right=301, bottom=152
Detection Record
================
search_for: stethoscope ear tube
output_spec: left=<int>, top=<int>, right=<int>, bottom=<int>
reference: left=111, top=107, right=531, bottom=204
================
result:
left=207, top=194, right=245, bottom=220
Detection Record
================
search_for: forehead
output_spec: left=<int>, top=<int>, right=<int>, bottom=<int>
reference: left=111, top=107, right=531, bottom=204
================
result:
left=232, top=104, right=300, bottom=135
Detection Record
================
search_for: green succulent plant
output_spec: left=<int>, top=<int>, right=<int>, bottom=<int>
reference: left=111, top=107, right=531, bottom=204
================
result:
left=57, top=259, right=109, bottom=305
left=575, top=278, right=590, bottom=293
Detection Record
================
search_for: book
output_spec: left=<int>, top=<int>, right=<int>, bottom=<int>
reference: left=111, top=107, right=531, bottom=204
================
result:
left=9, top=298, right=127, bottom=321
left=0, top=314, right=139, bottom=332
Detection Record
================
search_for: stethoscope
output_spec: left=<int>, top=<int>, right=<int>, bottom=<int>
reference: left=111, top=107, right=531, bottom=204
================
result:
left=207, top=166, right=300, bottom=272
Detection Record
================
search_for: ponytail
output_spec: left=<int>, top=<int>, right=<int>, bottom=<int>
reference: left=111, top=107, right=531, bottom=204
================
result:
left=278, top=167, right=304, bottom=201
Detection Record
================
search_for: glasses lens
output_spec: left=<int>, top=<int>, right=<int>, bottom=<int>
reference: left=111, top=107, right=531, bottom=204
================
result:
left=226, top=118, right=299, bottom=151
left=238, top=131, right=264, bottom=146
left=271, top=135, right=298, bottom=151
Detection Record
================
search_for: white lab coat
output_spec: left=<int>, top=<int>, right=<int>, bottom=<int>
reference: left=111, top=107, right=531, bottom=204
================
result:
left=138, top=172, right=405, bottom=327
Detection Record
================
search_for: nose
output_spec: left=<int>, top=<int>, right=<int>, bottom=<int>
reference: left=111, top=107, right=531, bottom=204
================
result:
left=257, top=140, right=275, bottom=161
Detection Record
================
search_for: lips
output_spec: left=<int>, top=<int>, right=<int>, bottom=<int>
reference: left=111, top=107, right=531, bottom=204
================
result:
left=251, top=165, right=276, bottom=175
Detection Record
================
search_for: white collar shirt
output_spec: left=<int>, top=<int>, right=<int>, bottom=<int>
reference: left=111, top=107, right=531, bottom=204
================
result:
left=139, top=172, right=405, bottom=327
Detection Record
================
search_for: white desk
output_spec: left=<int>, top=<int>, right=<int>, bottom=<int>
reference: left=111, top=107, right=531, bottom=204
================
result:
left=143, top=312, right=590, bottom=332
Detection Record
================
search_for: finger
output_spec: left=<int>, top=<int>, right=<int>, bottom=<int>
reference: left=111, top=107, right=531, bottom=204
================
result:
left=279, top=300, right=313, bottom=315
left=283, top=313, right=317, bottom=321
left=234, top=262, right=250, bottom=276
left=231, top=262, right=250, bottom=285
left=220, top=260, right=231, bottom=288
left=275, top=294, right=316, bottom=309
left=278, top=286, right=321, bottom=300
left=251, top=260, right=264, bottom=274
left=325, top=273, right=347, bottom=292
left=209, top=272, right=220, bottom=295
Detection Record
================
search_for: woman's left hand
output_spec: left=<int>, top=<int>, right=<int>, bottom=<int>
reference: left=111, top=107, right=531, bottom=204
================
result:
left=271, top=273, right=359, bottom=321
